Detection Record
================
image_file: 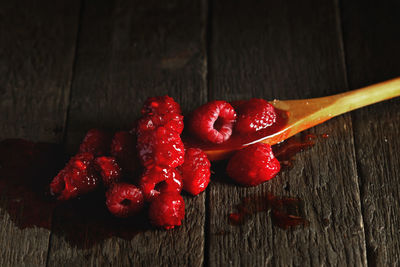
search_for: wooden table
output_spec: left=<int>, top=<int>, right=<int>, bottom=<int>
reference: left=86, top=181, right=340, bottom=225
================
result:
left=1, top=0, right=399, bottom=266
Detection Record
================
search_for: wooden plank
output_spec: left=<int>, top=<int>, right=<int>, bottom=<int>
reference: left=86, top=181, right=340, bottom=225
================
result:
left=0, top=1, right=81, bottom=266
left=46, top=0, right=207, bottom=266
left=340, top=1, right=400, bottom=265
left=207, top=0, right=367, bottom=266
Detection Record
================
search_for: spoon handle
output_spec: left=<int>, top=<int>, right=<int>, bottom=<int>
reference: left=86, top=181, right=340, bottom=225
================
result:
left=269, top=77, right=400, bottom=147
left=328, top=77, right=400, bottom=117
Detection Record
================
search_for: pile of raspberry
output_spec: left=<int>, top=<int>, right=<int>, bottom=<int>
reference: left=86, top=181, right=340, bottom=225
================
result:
left=50, top=96, right=281, bottom=230
left=188, top=98, right=281, bottom=186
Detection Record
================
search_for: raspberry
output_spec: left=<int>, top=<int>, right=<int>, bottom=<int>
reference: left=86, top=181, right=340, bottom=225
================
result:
left=140, top=167, right=183, bottom=200
left=79, top=129, right=111, bottom=156
left=49, top=169, right=69, bottom=198
left=179, top=148, right=211, bottom=195
left=141, top=95, right=181, bottom=116
left=137, top=113, right=184, bottom=135
left=226, top=143, right=280, bottom=186
left=50, top=152, right=100, bottom=200
left=94, top=156, right=122, bottom=187
left=189, top=100, right=236, bottom=144
left=110, top=131, right=140, bottom=176
left=148, top=192, right=185, bottom=229
left=137, top=127, right=184, bottom=168
left=234, top=98, right=277, bottom=133
left=106, top=183, right=144, bottom=218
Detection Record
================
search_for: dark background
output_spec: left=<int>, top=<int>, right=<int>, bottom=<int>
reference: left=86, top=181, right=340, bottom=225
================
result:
left=0, top=0, right=399, bottom=266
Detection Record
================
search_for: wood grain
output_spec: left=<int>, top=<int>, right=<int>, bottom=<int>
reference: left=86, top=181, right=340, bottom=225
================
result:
left=0, top=0, right=398, bottom=265
left=46, top=0, right=208, bottom=266
left=0, top=1, right=81, bottom=266
left=207, top=0, right=367, bottom=266
left=341, top=1, right=400, bottom=265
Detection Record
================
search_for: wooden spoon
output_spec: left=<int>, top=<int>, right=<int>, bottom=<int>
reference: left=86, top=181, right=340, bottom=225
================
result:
left=189, top=77, right=400, bottom=161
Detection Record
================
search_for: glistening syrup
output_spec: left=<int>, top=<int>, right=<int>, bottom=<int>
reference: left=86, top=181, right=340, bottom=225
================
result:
left=184, top=108, right=289, bottom=153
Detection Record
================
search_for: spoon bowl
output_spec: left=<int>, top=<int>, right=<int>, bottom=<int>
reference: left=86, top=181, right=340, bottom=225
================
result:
left=186, top=77, right=400, bottom=161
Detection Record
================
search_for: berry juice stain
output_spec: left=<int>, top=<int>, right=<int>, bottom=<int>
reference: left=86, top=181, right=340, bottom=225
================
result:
left=0, top=132, right=327, bottom=246
left=0, top=139, right=150, bottom=249
left=0, top=139, right=63, bottom=229
left=272, top=132, right=330, bottom=167
left=228, top=193, right=309, bottom=229
left=272, top=133, right=317, bottom=168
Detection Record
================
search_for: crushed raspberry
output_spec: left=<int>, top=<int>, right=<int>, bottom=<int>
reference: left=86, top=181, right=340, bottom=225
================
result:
left=234, top=98, right=277, bottom=133
left=137, top=113, right=184, bottom=135
left=226, top=143, right=280, bottom=186
left=79, top=129, right=111, bottom=156
left=141, top=95, right=181, bottom=116
left=189, top=100, right=236, bottom=144
left=50, top=152, right=100, bottom=200
left=140, top=167, right=183, bottom=200
left=137, top=127, right=184, bottom=169
left=148, top=192, right=185, bottom=229
left=110, top=131, right=140, bottom=176
left=179, top=148, right=211, bottom=195
left=50, top=169, right=69, bottom=198
left=106, top=183, right=144, bottom=218
left=94, top=156, right=122, bottom=187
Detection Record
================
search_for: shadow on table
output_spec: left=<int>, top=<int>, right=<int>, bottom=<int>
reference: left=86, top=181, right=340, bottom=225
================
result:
left=0, top=133, right=317, bottom=249
left=0, top=139, right=150, bottom=249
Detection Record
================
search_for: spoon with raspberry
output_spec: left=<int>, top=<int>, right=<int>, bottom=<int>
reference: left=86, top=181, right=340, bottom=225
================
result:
left=187, top=77, right=400, bottom=161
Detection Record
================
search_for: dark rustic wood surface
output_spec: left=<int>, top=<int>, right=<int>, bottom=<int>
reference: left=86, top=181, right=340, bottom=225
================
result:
left=341, top=1, right=400, bottom=266
left=207, top=1, right=365, bottom=266
left=0, top=0, right=399, bottom=266
left=0, top=1, right=80, bottom=266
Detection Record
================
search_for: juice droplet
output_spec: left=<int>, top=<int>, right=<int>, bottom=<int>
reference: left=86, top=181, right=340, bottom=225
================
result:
left=272, top=133, right=316, bottom=168
left=228, top=193, right=309, bottom=229
left=228, top=213, right=244, bottom=225
left=269, top=197, right=309, bottom=229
